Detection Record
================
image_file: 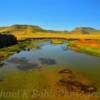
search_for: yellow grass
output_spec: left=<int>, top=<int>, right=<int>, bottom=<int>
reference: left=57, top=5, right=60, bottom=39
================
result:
left=12, top=32, right=100, bottom=40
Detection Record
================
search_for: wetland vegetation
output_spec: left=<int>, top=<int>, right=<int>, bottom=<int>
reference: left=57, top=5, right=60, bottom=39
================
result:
left=0, top=25, right=100, bottom=100
left=0, top=39, right=100, bottom=98
left=68, top=40, right=100, bottom=56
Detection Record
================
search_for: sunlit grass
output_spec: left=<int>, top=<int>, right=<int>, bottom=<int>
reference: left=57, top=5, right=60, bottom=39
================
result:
left=51, top=39, right=63, bottom=44
left=0, top=40, right=31, bottom=63
left=68, top=40, right=100, bottom=56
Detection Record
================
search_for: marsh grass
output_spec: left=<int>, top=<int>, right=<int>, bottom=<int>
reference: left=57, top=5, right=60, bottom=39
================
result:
left=0, top=66, right=99, bottom=100
left=0, top=39, right=100, bottom=100
left=0, top=40, right=31, bottom=63
left=50, top=39, right=64, bottom=44
left=68, top=41, right=100, bottom=56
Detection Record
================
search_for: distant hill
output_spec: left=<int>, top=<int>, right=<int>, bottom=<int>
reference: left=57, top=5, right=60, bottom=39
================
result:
left=0, top=25, right=100, bottom=40
left=70, top=27, right=100, bottom=34
left=0, top=25, right=99, bottom=35
left=0, top=25, right=47, bottom=34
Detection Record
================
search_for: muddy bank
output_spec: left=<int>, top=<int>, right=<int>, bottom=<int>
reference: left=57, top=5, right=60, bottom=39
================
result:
left=57, top=69, right=97, bottom=94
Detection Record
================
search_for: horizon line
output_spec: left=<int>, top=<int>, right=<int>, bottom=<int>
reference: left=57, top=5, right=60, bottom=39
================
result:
left=0, top=24, right=99, bottom=31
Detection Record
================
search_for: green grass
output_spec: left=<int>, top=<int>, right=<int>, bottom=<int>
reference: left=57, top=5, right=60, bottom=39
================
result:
left=0, top=40, right=31, bottom=63
left=0, top=39, right=49, bottom=64
left=68, top=43, right=100, bottom=56
left=51, top=39, right=64, bottom=44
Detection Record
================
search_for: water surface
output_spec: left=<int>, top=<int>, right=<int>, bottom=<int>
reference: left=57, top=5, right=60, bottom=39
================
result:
left=1, top=40, right=100, bottom=89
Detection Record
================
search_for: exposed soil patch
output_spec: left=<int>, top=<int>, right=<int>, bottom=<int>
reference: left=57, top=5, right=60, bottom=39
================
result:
left=57, top=69, right=97, bottom=94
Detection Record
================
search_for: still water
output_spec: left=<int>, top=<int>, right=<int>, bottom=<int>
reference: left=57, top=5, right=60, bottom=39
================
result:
left=1, top=40, right=100, bottom=90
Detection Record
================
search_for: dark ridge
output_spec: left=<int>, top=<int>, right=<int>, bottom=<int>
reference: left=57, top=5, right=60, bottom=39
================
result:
left=0, top=34, right=18, bottom=48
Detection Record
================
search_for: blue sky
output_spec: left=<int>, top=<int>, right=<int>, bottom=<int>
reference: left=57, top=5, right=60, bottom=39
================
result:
left=0, top=0, right=100, bottom=30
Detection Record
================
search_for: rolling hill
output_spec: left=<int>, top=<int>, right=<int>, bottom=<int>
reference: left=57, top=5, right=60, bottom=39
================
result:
left=0, top=25, right=47, bottom=34
left=70, top=27, right=100, bottom=34
left=0, top=25, right=100, bottom=40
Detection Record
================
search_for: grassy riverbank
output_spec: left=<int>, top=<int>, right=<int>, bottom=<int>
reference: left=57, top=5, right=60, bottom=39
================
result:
left=68, top=40, right=100, bottom=56
left=0, top=39, right=100, bottom=100
left=0, top=40, right=31, bottom=64
left=0, top=39, right=48, bottom=64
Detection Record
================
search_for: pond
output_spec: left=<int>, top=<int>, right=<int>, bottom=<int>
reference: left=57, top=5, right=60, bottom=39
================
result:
left=0, top=39, right=100, bottom=96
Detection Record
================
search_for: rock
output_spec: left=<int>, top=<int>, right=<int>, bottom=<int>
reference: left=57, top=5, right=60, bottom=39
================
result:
left=7, top=57, right=27, bottom=64
left=58, top=69, right=73, bottom=74
left=16, top=50, right=20, bottom=53
left=59, top=79, right=97, bottom=93
left=81, top=84, right=97, bottom=93
left=27, top=48, right=31, bottom=51
left=17, top=62, right=38, bottom=71
left=0, top=62, right=4, bottom=67
left=38, top=58, right=56, bottom=65
left=58, top=69, right=75, bottom=80
left=57, top=69, right=97, bottom=94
